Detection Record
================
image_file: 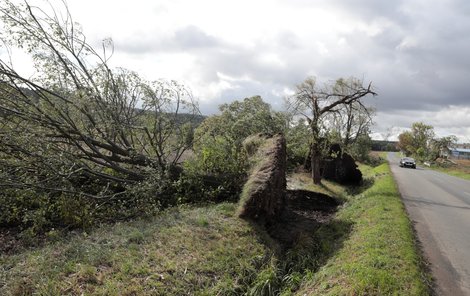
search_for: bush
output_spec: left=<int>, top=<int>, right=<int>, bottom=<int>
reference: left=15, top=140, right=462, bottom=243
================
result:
left=0, top=189, right=93, bottom=232
left=175, top=143, right=248, bottom=204
left=0, top=179, right=168, bottom=233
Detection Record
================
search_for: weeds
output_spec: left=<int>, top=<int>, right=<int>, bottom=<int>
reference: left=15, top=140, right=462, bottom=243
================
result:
left=0, top=163, right=430, bottom=295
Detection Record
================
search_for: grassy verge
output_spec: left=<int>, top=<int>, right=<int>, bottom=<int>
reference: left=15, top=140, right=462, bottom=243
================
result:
left=294, top=162, right=431, bottom=295
left=0, top=203, right=276, bottom=295
left=1, top=161, right=430, bottom=295
left=427, top=165, right=470, bottom=181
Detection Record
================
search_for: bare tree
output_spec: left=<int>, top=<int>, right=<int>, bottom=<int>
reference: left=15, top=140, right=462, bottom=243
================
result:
left=287, top=77, right=377, bottom=184
left=329, top=101, right=375, bottom=148
left=0, top=0, right=199, bottom=198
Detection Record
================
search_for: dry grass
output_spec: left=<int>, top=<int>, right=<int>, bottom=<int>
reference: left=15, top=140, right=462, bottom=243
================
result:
left=431, top=158, right=470, bottom=180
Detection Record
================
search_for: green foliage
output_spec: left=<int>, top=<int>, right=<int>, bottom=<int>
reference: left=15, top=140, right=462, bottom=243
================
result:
left=0, top=0, right=203, bottom=232
left=215, top=96, right=288, bottom=143
left=286, top=118, right=310, bottom=167
left=409, top=122, right=434, bottom=161
left=398, top=131, right=414, bottom=156
left=1, top=164, right=430, bottom=295
left=194, top=96, right=287, bottom=151
left=347, top=133, right=373, bottom=162
left=398, top=122, right=457, bottom=162
left=0, top=189, right=88, bottom=232
left=0, top=179, right=168, bottom=233
left=184, top=96, right=287, bottom=203
left=0, top=204, right=274, bottom=295
left=176, top=135, right=248, bottom=203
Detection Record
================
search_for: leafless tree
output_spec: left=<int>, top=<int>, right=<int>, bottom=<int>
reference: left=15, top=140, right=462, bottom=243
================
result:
left=286, top=77, right=377, bottom=184
left=330, top=101, right=375, bottom=148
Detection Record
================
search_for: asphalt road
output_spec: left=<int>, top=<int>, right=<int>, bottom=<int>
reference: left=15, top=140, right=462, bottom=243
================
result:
left=388, top=152, right=470, bottom=295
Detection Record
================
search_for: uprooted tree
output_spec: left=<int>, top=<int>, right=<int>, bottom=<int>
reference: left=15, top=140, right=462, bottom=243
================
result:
left=0, top=0, right=199, bottom=199
left=286, top=77, right=377, bottom=184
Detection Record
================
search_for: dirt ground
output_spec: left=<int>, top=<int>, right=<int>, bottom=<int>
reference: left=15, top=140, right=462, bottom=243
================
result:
left=268, top=190, right=339, bottom=248
left=0, top=227, right=22, bottom=255
left=437, top=158, right=470, bottom=174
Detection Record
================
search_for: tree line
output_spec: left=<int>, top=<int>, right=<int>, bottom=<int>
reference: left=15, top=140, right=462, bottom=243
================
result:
left=398, top=122, right=457, bottom=162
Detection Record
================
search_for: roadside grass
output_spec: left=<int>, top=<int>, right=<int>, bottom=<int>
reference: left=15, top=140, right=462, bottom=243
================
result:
left=1, top=160, right=431, bottom=295
left=292, top=162, right=431, bottom=295
left=392, top=150, right=470, bottom=181
left=428, top=164, right=470, bottom=181
left=0, top=203, right=276, bottom=295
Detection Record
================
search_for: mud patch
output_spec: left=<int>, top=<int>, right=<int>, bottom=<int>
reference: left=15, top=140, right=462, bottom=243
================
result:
left=267, top=190, right=339, bottom=248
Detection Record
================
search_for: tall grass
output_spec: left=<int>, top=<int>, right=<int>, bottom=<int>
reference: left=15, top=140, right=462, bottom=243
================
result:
left=0, top=162, right=430, bottom=295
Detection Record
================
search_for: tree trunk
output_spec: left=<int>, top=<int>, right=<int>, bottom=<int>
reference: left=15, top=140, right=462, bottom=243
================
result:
left=311, top=147, right=322, bottom=184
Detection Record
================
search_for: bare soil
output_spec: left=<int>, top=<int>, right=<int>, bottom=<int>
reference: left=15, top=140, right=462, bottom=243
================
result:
left=268, top=190, right=339, bottom=248
left=0, top=227, right=21, bottom=255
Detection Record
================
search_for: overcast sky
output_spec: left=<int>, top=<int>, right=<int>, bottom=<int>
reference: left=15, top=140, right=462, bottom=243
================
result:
left=4, top=0, right=470, bottom=141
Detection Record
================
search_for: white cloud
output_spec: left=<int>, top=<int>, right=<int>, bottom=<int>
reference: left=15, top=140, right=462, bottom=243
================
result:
left=373, top=106, right=470, bottom=142
left=2, top=0, right=470, bottom=140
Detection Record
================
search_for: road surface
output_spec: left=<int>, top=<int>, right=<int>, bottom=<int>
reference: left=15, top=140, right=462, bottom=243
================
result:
left=388, top=152, right=470, bottom=295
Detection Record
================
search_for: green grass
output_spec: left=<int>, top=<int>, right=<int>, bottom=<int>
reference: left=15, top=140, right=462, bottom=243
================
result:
left=1, top=162, right=431, bottom=295
left=428, top=165, right=470, bottom=181
left=294, top=162, right=431, bottom=295
left=392, top=150, right=470, bottom=181
left=0, top=203, right=276, bottom=295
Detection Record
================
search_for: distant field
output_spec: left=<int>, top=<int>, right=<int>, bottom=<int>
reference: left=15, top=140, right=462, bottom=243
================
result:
left=453, top=159, right=470, bottom=173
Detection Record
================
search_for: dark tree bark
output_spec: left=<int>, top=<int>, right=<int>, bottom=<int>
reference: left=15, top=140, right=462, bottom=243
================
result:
left=287, top=77, right=377, bottom=184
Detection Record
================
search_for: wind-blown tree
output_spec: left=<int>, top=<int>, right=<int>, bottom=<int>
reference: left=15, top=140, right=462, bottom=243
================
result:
left=327, top=100, right=376, bottom=161
left=287, top=77, right=376, bottom=184
left=430, top=135, right=457, bottom=160
left=181, top=96, right=287, bottom=201
left=398, top=122, right=457, bottom=161
left=192, top=96, right=287, bottom=175
left=330, top=101, right=375, bottom=148
left=285, top=117, right=311, bottom=166
left=0, top=0, right=199, bottom=199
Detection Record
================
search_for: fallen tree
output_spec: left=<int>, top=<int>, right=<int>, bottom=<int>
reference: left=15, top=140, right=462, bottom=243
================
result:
left=0, top=0, right=199, bottom=199
left=286, top=77, right=376, bottom=184
left=237, top=133, right=287, bottom=224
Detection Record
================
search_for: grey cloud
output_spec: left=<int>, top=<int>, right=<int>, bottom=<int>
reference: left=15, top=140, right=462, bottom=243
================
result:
left=111, top=1, right=470, bottom=140
left=115, top=25, right=219, bottom=54
left=198, top=79, right=287, bottom=115
left=276, top=31, right=301, bottom=50
left=173, top=25, right=219, bottom=48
